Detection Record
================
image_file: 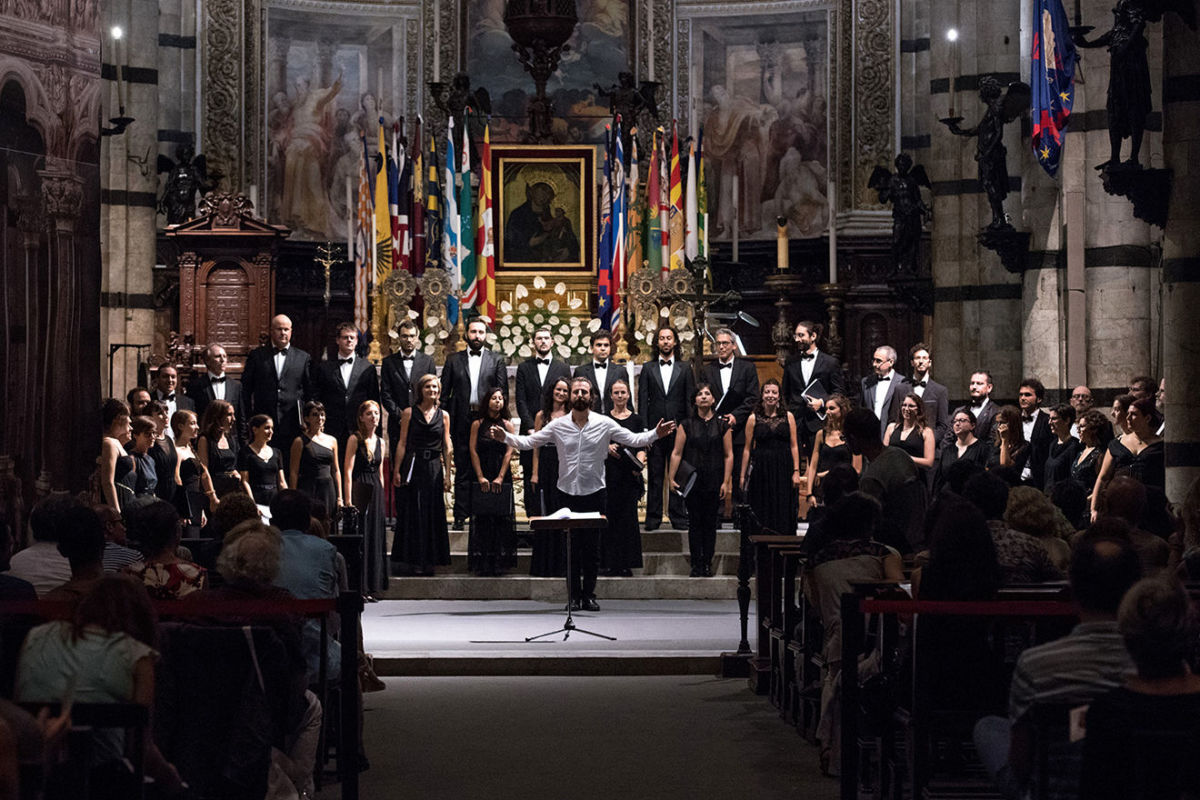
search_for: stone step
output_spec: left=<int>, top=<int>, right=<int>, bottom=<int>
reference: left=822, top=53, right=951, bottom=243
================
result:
left=432, top=551, right=742, bottom=576
left=378, top=575, right=743, bottom=601
left=442, top=527, right=743, bottom=554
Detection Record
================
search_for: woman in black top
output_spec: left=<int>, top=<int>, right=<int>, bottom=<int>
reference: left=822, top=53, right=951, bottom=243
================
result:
left=97, top=399, right=133, bottom=515
left=391, top=374, right=452, bottom=573
left=1042, top=403, right=1081, bottom=493
left=933, top=408, right=989, bottom=495
left=1071, top=408, right=1106, bottom=498
left=603, top=379, right=645, bottom=576
left=345, top=400, right=388, bottom=595
left=667, top=383, right=732, bottom=577
left=172, top=409, right=216, bottom=531
left=987, top=404, right=1029, bottom=482
left=144, top=400, right=178, bottom=503
left=884, top=392, right=936, bottom=482
left=290, top=401, right=342, bottom=518
left=467, top=388, right=516, bottom=577
left=198, top=399, right=251, bottom=498
left=238, top=415, right=287, bottom=507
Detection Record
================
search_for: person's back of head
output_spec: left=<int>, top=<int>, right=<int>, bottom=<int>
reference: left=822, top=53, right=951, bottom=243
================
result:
left=924, top=498, right=1001, bottom=600
left=843, top=408, right=882, bottom=450
left=1139, top=486, right=1174, bottom=539
left=1004, top=486, right=1060, bottom=539
left=209, top=493, right=260, bottom=540
left=825, top=491, right=882, bottom=544
left=944, top=459, right=985, bottom=497
left=820, top=464, right=860, bottom=507
left=56, top=506, right=106, bottom=571
left=1069, top=532, right=1142, bottom=617
left=269, top=489, right=312, bottom=533
left=1050, top=480, right=1088, bottom=530
left=1102, top=476, right=1147, bottom=525
left=73, top=576, right=158, bottom=647
left=217, top=522, right=284, bottom=587
left=962, top=472, right=1009, bottom=521
left=28, top=492, right=79, bottom=544
left=1118, top=576, right=1196, bottom=680
left=132, top=501, right=182, bottom=557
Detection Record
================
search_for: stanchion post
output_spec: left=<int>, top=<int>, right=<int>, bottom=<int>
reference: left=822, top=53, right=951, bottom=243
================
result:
left=339, top=591, right=365, bottom=799
left=840, top=591, right=863, bottom=800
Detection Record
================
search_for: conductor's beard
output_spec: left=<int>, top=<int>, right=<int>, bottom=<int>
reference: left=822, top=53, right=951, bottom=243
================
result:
left=571, top=397, right=591, bottom=412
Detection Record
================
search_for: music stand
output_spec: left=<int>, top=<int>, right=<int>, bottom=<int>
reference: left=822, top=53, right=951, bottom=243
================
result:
left=525, top=514, right=616, bottom=642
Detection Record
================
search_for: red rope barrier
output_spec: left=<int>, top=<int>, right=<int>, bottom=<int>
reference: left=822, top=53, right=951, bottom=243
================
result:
left=0, top=597, right=338, bottom=620
left=860, top=598, right=1078, bottom=617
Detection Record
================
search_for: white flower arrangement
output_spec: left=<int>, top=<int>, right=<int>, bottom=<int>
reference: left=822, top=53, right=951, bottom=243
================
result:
left=500, top=281, right=594, bottom=361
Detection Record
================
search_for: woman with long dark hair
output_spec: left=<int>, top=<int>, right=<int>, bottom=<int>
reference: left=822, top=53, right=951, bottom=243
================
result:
left=1071, top=408, right=1107, bottom=498
left=197, top=399, right=251, bottom=499
left=391, top=374, right=452, bottom=574
left=238, top=414, right=286, bottom=507
left=801, top=393, right=860, bottom=517
left=668, top=382, right=733, bottom=577
left=740, top=378, right=800, bottom=535
left=290, top=401, right=341, bottom=518
left=529, top=377, right=571, bottom=577
left=143, top=400, right=178, bottom=503
left=602, top=378, right=646, bottom=576
left=1091, top=394, right=1159, bottom=520
left=97, top=399, right=132, bottom=515
left=344, top=400, right=387, bottom=596
left=884, top=392, right=936, bottom=481
left=987, top=404, right=1029, bottom=481
left=468, top=387, right=516, bottom=576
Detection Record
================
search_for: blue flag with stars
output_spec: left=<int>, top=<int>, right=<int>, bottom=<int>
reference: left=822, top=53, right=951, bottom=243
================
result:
left=1031, top=0, right=1077, bottom=177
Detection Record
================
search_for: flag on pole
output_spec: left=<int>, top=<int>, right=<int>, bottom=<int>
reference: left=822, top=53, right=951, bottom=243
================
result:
left=697, top=128, right=708, bottom=260
left=646, top=129, right=663, bottom=277
left=1031, top=0, right=1077, bottom=177
left=354, top=136, right=373, bottom=336
left=458, top=121, right=477, bottom=313
left=476, top=122, right=496, bottom=321
left=374, top=121, right=392, bottom=280
left=668, top=121, right=684, bottom=271
left=387, top=120, right=402, bottom=269
left=684, top=138, right=698, bottom=261
left=443, top=119, right=461, bottom=323
left=658, top=129, right=669, bottom=279
left=626, top=132, right=642, bottom=280
left=393, top=121, right=412, bottom=272
left=597, top=125, right=615, bottom=330
left=424, top=132, right=442, bottom=272
left=411, top=117, right=426, bottom=275
left=610, top=120, right=626, bottom=327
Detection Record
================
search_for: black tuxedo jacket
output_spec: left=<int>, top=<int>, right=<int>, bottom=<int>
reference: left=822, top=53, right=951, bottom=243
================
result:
left=861, top=373, right=906, bottom=438
left=515, top=357, right=572, bottom=432
left=573, top=360, right=632, bottom=415
left=187, top=374, right=242, bottom=421
left=442, top=348, right=507, bottom=437
left=240, top=345, right=312, bottom=438
left=313, top=356, right=380, bottom=443
left=152, top=388, right=195, bottom=414
left=1025, top=408, right=1054, bottom=488
left=702, top=358, right=760, bottom=442
left=380, top=350, right=437, bottom=446
left=781, top=351, right=844, bottom=433
left=638, top=357, right=696, bottom=427
left=909, top=377, right=950, bottom=446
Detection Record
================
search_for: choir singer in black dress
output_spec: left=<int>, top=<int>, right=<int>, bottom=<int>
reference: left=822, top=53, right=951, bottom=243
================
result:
left=667, top=383, right=733, bottom=577
left=602, top=379, right=646, bottom=576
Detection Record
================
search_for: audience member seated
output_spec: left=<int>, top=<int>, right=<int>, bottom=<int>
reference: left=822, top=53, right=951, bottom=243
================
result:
left=192, top=491, right=260, bottom=582
left=125, top=501, right=206, bottom=600
left=807, top=492, right=904, bottom=776
left=16, top=577, right=186, bottom=798
left=43, top=505, right=107, bottom=603
left=1048, top=479, right=1089, bottom=533
left=973, top=533, right=1141, bottom=800
left=3, top=493, right=73, bottom=597
left=963, top=473, right=1062, bottom=584
left=183, top=522, right=321, bottom=799
left=1004, top=486, right=1073, bottom=571
left=843, top=408, right=922, bottom=553
left=0, top=696, right=70, bottom=796
left=1080, top=576, right=1200, bottom=800
left=94, top=504, right=144, bottom=574
left=1089, top=476, right=1169, bottom=574
left=799, top=464, right=860, bottom=557
left=1170, top=476, right=1200, bottom=577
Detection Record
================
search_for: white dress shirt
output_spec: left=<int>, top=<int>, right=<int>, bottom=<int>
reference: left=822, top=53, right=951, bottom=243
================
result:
left=338, top=355, right=355, bottom=387
left=593, top=361, right=609, bottom=396
left=1020, top=407, right=1041, bottom=481
left=873, top=371, right=894, bottom=420
left=273, top=348, right=288, bottom=378
left=800, top=349, right=818, bottom=385
left=717, top=358, right=734, bottom=400
left=911, top=374, right=929, bottom=398
left=399, top=351, right=415, bottom=379
left=658, top=357, right=675, bottom=390
left=536, top=355, right=550, bottom=386
left=504, top=413, right=660, bottom=496
left=210, top=373, right=227, bottom=401
left=468, top=350, right=483, bottom=406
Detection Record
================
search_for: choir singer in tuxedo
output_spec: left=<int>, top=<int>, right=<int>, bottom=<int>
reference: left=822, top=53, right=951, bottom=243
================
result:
left=638, top=325, right=695, bottom=531
left=313, top=323, right=380, bottom=450
left=380, top=320, right=436, bottom=456
left=241, top=314, right=312, bottom=466
left=517, top=327, right=572, bottom=513
left=701, top=327, right=759, bottom=508
left=188, top=343, right=243, bottom=425
left=781, top=320, right=844, bottom=456
left=574, top=329, right=631, bottom=413
left=493, top=377, right=676, bottom=612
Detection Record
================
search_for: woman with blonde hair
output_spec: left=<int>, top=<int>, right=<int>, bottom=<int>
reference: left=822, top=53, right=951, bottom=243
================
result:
left=391, top=373, right=452, bottom=574
left=344, top=400, right=386, bottom=597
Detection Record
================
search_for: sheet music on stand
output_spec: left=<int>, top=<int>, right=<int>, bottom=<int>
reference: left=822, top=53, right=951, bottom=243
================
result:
left=801, top=379, right=830, bottom=421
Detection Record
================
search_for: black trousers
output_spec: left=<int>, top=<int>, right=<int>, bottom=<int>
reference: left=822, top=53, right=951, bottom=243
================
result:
left=562, top=489, right=606, bottom=600
left=685, top=488, right=721, bottom=569
left=452, top=440, right=472, bottom=522
left=646, top=438, right=688, bottom=528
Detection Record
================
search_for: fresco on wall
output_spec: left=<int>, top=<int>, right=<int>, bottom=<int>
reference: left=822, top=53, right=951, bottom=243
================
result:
left=692, top=10, right=829, bottom=240
left=464, top=0, right=631, bottom=144
left=265, top=8, right=403, bottom=240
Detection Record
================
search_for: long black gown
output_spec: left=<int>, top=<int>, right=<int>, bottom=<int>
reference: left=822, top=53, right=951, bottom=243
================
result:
left=529, top=440, right=567, bottom=577
left=681, top=415, right=727, bottom=571
left=296, top=435, right=338, bottom=517
left=467, top=422, right=516, bottom=576
left=176, top=454, right=207, bottom=532
left=1071, top=445, right=1102, bottom=493
left=149, top=436, right=177, bottom=502
left=350, top=435, right=387, bottom=594
left=602, top=412, right=645, bottom=574
left=1122, top=440, right=1164, bottom=490
left=747, top=414, right=797, bottom=536
left=238, top=445, right=283, bottom=507
left=392, top=409, right=450, bottom=573
left=202, top=434, right=242, bottom=497
left=889, top=426, right=929, bottom=484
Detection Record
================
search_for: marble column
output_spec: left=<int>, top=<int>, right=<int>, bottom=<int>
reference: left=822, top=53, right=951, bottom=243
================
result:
left=1161, top=4, right=1200, bottom=502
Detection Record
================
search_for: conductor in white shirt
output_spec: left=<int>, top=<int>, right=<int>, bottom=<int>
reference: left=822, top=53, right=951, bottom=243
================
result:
left=494, top=377, right=676, bottom=611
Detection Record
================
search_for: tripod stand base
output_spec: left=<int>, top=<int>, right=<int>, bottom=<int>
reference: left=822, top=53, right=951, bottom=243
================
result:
left=525, top=611, right=617, bottom=642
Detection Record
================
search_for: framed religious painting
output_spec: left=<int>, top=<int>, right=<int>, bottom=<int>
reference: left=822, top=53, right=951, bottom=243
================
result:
left=491, top=145, right=596, bottom=275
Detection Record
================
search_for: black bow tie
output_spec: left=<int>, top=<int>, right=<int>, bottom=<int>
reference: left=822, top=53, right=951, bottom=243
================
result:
left=402, top=355, right=414, bottom=362
left=594, top=362, right=607, bottom=370
left=718, top=362, right=732, bottom=370
left=660, top=360, right=672, bottom=368
left=1022, top=414, right=1034, bottom=423
left=469, top=350, right=482, bottom=357
left=164, top=393, right=176, bottom=401
left=339, top=358, right=353, bottom=366
left=913, top=378, right=927, bottom=387
left=800, top=352, right=815, bottom=361
left=877, top=375, right=890, bottom=382
left=274, top=348, right=288, bottom=357
left=210, top=376, right=226, bottom=384
left=537, top=358, right=550, bottom=366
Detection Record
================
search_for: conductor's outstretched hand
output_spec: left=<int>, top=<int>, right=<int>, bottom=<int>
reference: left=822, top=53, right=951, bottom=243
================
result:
left=489, top=426, right=507, bottom=442
left=654, top=419, right=677, bottom=439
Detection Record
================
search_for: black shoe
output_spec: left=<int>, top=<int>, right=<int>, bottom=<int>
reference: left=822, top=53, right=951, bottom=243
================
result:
left=644, top=522, right=660, bottom=531
left=569, top=598, right=582, bottom=611
left=453, top=518, right=467, bottom=530
left=690, top=566, right=702, bottom=577
left=618, top=568, right=633, bottom=577
left=582, top=597, right=600, bottom=612
left=703, top=564, right=713, bottom=578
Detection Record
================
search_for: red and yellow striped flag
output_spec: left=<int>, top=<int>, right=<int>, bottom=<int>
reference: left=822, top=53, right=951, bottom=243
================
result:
left=476, top=123, right=496, bottom=320
left=668, top=120, right=684, bottom=271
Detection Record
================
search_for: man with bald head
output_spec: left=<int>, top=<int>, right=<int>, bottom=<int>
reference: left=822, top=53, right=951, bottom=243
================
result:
left=241, top=314, right=312, bottom=463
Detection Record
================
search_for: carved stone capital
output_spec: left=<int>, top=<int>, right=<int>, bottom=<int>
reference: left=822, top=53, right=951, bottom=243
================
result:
left=37, top=169, right=83, bottom=230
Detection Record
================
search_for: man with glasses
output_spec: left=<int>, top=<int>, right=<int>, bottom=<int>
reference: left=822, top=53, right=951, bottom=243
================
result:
left=702, top=327, right=760, bottom=506
left=861, top=346, right=905, bottom=439
left=782, top=320, right=844, bottom=454
left=94, top=504, right=144, bottom=574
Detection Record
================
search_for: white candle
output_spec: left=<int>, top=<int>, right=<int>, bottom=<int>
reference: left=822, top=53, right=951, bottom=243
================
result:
left=433, top=0, right=441, bottom=82
left=248, top=183, right=258, bottom=213
left=731, top=174, right=739, bottom=262
left=647, top=1, right=656, bottom=82
left=346, top=176, right=354, bottom=260
left=827, top=179, right=837, bottom=284
left=947, top=28, right=959, bottom=117
left=377, top=68, right=384, bottom=113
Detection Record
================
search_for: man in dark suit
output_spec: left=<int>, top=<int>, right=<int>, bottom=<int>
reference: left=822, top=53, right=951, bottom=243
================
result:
left=573, top=329, right=631, bottom=414
left=240, top=314, right=312, bottom=466
left=639, top=325, right=695, bottom=530
left=516, top=327, right=572, bottom=511
left=380, top=320, right=437, bottom=458
left=442, top=318, right=508, bottom=528
left=861, top=345, right=905, bottom=439
left=702, top=327, right=759, bottom=507
left=1018, top=377, right=1054, bottom=488
left=946, top=370, right=1000, bottom=447
left=313, top=322, right=381, bottom=450
left=907, top=343, right=950, bottom=447
left=188, top=343, right=243, bottom=427
left=150, top=364, right=194, bottom=438
left=781, top=320, right=844, bottom=455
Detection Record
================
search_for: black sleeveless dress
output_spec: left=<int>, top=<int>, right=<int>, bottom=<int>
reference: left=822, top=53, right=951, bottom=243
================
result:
left=297, top=435, right=338, bottom=516
left=817, top=439, right=853, bottom=473
left=467, top=421, right=516, bottom=576
left=530, top=424, right=568, bottom=578
left=747, top=414, right=797, bottom=536
left=602, top=412, right=645, bottom=573
left=203, top=435, right=242, bottom=497
left=350, top=436, right=387, bottom=594
left=889, top=426, right=929, bottom=483
left=239, top=446, right=284, bottom=507
left=392, top=408, right=450, bottom=573
left=149, top=437, right=177, bottom=502
left=176, top=454, right=207, bottom=529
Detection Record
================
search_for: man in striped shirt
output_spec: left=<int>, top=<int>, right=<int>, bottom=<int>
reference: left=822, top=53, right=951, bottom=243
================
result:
left=973, top=532, right=1140, bottom=800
